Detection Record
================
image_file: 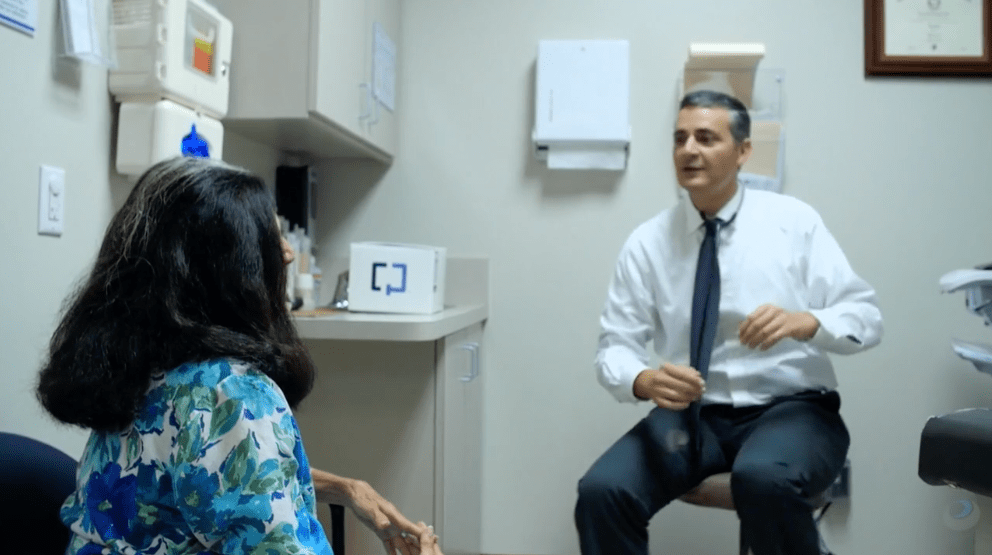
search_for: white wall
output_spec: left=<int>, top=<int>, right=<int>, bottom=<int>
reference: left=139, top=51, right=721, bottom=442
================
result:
left=6, top=2, right=992, bottom=554
left=0, top=2, right=282, bottom=457
left=312, top=1, right=992, bottom=554
left=0, top=0, right=117, bottom=456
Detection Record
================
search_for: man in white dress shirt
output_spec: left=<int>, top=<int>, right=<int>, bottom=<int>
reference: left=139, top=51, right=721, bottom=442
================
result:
left=574, top=90, right=883, bottom=555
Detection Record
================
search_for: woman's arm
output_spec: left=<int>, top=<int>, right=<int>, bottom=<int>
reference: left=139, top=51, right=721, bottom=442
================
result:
left=311, top=467, right=442, bottom=555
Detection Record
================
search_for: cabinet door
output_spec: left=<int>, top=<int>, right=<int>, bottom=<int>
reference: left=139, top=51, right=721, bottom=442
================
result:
left=211, top=0, right=310, bottom=118
left=361, top=0, right=400, bottom=155
left=309, top=0, right=368, bottom=139
left=435, top=324, right=484, bottom=555
left=296, top=339, right=436, bottom=554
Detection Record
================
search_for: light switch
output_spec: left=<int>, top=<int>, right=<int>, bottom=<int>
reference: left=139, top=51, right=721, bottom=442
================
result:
left=38, top=165, right=65, bottom=236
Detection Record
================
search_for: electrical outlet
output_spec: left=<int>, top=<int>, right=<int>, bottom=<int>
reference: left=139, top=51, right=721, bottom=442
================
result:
left=38, top=165, right=65, bottom=236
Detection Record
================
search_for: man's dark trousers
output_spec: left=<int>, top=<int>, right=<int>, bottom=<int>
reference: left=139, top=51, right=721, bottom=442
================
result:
left=574, top=390, right=849, bottom=555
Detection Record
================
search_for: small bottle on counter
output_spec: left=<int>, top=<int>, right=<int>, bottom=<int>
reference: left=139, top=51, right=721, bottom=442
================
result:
left=311, top=266, right=322, bottom=307
left=296, top=272, right=316, bottom=311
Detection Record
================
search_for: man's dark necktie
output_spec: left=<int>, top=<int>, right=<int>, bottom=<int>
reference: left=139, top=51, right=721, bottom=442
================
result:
left=691, top=218, right=721, bottom=380
left=689, top=218, right=721, bottom=456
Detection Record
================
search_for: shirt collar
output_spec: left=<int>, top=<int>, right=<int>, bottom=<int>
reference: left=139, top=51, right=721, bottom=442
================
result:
left=681, top=182, right=746, bottom=236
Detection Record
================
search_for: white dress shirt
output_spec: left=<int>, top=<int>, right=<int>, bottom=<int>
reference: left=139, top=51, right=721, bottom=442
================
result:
left=596, top=185, right=883, bottom=406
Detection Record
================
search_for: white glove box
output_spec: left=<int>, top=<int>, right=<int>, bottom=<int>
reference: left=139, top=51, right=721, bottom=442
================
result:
left=115, top=99, right=224, bottom=176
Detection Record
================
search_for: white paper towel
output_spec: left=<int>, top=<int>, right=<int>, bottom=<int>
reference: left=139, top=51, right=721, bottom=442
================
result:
left=547, top=146, right=627, bottom=170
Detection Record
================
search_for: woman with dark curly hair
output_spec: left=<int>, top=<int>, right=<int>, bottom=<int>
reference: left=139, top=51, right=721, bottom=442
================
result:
left=38, top=157, right=441, bottom=555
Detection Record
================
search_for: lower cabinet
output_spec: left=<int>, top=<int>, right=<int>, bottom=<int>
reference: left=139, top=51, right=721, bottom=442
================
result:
left=296, top=322, right=484, bottom=555
left=435, top=323, right=484, bottom=555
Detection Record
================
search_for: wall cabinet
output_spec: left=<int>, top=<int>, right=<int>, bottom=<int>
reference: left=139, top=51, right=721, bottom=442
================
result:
left=296, top=322, right=484, bottom=555
left=211, top=0, right=399, bottom=162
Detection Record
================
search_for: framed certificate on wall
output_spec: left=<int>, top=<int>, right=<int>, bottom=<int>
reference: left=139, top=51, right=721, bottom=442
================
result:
left=865, top=0, right=992, bottom=76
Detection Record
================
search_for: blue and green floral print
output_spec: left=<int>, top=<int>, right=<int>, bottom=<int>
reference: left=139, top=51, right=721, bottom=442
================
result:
left=60, top=359, right=332, bottom=555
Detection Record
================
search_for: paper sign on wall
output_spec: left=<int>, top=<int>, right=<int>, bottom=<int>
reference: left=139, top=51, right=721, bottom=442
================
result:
left=62, top=0, right=102, bottom=61
left=0, top=0, right=38, bottom=36
left=372, top=22, right=396, bottom=112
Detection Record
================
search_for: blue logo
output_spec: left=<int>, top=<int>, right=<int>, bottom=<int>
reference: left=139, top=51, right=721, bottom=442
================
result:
left=371, top=262, right=407, bottom=295
left=180, top=124, right=210, bottom=158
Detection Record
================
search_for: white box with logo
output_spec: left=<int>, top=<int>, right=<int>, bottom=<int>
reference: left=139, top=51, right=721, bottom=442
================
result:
left=348, top=242, right=447, bottom=314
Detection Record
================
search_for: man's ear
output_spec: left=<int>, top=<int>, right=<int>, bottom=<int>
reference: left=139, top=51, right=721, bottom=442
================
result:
left=736, top=138, right=753, bottom=169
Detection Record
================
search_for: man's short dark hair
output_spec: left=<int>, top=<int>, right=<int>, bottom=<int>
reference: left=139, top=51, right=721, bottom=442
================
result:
left=680, top=90, right=750, bottom=144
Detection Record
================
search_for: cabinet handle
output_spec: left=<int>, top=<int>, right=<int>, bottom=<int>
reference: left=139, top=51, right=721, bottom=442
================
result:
left=369, top=96, right=380, bottom=126
left=458, top=342, right=480, bottom=383
left=359, top=83, right=373, bottom=122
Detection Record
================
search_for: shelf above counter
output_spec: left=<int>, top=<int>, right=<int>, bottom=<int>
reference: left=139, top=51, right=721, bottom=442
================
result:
left=293, top=256, right=490, bottom=342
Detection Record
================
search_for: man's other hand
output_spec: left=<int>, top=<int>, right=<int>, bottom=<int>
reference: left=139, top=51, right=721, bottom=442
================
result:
left=633, top=363, right=706, bottom=411
left=739, top=304, right=819, bottom=351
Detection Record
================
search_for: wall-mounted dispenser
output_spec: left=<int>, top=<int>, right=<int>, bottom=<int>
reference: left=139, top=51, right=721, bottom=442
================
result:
left=532, top=40, right=630, bottom=171
left=109, top=0, right=232, bottom=176
left=683, top=43, right=765, bottom=110
left=679, top=43, right=785, bottom=193
left=109, top=0, right=232, bottom=118
left=115, top=99, right=224, bottom=175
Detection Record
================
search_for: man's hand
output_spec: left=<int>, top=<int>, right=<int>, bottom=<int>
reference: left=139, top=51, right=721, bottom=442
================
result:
left=633, top=363, right=706, bottom=411
left=311, top=469, right=442, bottom=554
left=738, top=304, right=819, bottom=351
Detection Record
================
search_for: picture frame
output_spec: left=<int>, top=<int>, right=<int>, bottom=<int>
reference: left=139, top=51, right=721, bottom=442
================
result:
left=865, top=0, right=992, bottom=76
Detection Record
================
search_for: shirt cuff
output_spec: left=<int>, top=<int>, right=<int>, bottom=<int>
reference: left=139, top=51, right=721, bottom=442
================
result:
left=598, top=351, right=647, bottom=404
left=807, top=309, right=866, bottom=354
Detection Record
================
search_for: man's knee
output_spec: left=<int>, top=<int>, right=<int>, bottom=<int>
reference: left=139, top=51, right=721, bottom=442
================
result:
left=576, top=472, right=618, bottom=510
left=575, top=471, right=648, bottom=522
left=730, top=461, right=813, bottom=506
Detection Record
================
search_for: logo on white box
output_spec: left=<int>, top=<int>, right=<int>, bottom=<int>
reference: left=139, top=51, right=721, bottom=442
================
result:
left=371, top=262, right=407, bottom=295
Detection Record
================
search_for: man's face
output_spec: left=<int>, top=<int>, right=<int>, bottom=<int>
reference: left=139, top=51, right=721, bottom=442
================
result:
left=673, top=106, right=750, bottom=201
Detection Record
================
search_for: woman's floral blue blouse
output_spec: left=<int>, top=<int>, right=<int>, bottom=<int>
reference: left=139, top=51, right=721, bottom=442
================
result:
left=61, top=359, right=333, bottom=555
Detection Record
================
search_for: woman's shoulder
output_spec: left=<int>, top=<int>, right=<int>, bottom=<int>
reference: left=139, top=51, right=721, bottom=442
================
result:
left=163, top=359, right=278, bottom=391
left=166, top=357, right=289, bottom=408
left=163, top=358, right=239, bottom=386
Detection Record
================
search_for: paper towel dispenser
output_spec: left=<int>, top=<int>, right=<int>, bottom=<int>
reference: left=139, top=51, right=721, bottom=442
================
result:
left=532, top=40, right=630, bottom=171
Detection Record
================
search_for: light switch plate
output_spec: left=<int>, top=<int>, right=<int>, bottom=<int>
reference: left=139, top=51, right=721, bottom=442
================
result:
left=38, top=165, right=65, bottom=236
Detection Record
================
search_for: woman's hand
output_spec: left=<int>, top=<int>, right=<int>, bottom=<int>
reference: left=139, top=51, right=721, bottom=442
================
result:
left=347, top=478, right=436, bottom=554
left=310, top=468, right=442, bottom=554
left=401, top=523, right=443, bottom=555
